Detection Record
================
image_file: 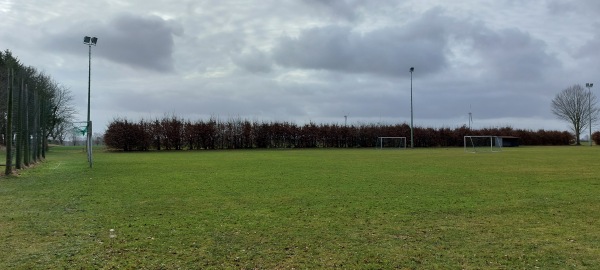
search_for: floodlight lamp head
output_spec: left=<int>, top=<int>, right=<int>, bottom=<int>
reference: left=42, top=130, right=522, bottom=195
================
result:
left=410, top=67, right=414, bottom=72
left=84, top=36, right=98, bottom=45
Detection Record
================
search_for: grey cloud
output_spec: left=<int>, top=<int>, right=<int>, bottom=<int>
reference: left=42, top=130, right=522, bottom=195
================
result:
left=270, top=8, right=455, bottom=77
left=96, top=14, right=183, bottom=72
left=231, top=48, right=273, bottom=73
left=574, top=27, right=600, bottom=59
left=467, top=26, right=560, bottom=80
left=40, top=13, right=182, bottom=72
left=545, top=0, right=600, bottom=16
left=545, top=0, right=577, bottom=15
left=272, top=23, right=448, bottom=77
left=300, top=0, right=365, bottom=21
left=271, top=8, right=560, bottom=81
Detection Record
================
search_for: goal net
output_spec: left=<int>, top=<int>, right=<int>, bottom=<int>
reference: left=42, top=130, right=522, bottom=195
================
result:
left=464, top=136, right=502, bottom=153
left=377, top=137, right=407, bottom=149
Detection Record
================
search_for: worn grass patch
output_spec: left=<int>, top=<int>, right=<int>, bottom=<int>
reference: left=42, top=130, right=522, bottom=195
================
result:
left=1, top=146, right=599, bottom=269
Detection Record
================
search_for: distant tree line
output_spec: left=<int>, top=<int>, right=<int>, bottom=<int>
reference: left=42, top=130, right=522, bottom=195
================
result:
left=104, top=116, right=573, bottom=151
left=1, top=50, right=75, bottom=175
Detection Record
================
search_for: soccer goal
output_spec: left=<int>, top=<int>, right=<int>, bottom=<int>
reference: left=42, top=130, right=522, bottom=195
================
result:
left=464, top=136, right=502, bottom=153
left=377, top=137, right=407, bottom=149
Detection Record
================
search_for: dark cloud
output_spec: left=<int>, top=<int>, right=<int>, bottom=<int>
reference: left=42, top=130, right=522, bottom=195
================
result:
left=96, top=14, right=183, bottom=72
left=41, top=13, right=182, bottom=72
left=467, top=26, right=560, bottom=80
left=270, top=8, right=454, bottom=77
left=272, top=22, right=448, bottom=77
left=271, top=8, right=559, bottom=81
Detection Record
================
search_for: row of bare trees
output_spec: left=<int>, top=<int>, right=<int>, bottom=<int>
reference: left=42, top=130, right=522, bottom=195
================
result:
left=104, top=116, right=573, bottom=151
left=1, top=50, right=75, bottom=175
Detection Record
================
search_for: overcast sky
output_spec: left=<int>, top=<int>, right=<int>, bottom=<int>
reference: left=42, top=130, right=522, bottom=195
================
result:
left=1, top=0, right=599, bottom=133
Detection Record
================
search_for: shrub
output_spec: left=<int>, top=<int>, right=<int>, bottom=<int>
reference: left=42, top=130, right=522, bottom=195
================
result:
left=593, top=131, right=600, bottom=146
left=103, top=117, right=574, bottom=150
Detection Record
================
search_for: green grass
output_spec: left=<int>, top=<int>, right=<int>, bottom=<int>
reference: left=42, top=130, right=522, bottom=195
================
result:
left=1, top=146, right=599, bottom=269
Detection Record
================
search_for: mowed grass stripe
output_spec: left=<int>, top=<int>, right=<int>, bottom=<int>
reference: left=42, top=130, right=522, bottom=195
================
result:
left=1, top=146, right=599, bottom=269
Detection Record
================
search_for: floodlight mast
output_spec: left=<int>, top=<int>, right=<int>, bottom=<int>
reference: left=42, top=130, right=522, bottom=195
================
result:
left=587, top=83, right=594, bottom=146
left=83, top=36, right=97, bottom=168
left=409, top=67, right=414, bottom=148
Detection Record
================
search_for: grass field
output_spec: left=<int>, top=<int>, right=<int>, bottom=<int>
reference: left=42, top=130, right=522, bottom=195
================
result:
left=1, top=146, right=599, bottom=269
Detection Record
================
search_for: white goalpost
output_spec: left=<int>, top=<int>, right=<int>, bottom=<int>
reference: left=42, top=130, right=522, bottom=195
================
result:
left=377, top=137, right=407, bottom=149
left=464, top=136, right=502, bottom=153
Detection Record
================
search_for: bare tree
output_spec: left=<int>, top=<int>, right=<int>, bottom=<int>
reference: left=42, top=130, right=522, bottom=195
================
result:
left=46, top=83, right=76, bottom=143
left=93, top=132, right=104, bottom=146
left=552, top=84, right=599, bottom=145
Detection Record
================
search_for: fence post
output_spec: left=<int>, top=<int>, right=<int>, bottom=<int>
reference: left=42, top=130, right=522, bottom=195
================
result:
left=5, top=69, right=14, bottom=175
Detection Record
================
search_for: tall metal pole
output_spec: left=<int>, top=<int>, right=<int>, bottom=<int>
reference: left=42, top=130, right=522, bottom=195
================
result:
left=84, top=36, right=97, bottom=168
left=587, top=83, right=594, bottom=146
left=87, top=43, right=92, bottom=167
left=87, top=44, right=91, bottom=132
left=410, top=67, right=414, bottom=148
